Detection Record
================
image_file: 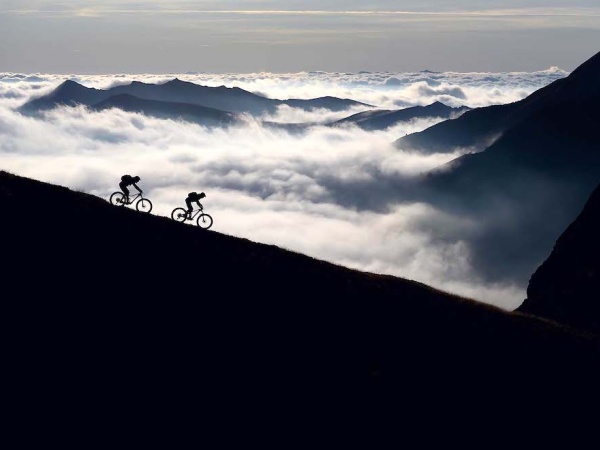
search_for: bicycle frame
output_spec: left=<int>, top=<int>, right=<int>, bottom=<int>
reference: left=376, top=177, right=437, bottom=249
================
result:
left=174, top=207, right=203, bottom=220
left=188, top=207, right=204, bottom=219
left=122, top=192, right=143, bottom=205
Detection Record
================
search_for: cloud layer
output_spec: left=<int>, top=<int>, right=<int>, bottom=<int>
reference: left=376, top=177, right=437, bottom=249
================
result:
left=1, top=67, right=568, bottom=109
left=0, top=70, right=566, bottom=308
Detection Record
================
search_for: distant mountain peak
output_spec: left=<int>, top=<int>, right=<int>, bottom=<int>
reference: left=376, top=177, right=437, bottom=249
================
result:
left=55, top=79, right=84, bottom=91
left=165, top=78, right=191, bottom=86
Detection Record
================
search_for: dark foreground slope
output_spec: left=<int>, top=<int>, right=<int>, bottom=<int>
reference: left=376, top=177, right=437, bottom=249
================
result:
left=519, top=182, right=600, bottom=335
left=2, top=171, right=599, bottom=441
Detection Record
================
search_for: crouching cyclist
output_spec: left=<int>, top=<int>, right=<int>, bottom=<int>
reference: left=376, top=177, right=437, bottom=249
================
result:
left=185, top=191, right=206, bottom=220
left=119, top=174, right=142, bottom=204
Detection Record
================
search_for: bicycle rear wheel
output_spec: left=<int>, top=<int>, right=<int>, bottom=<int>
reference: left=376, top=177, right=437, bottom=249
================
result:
left=171, top=207, right=187, bottom=223
left=136, top=198, right=153, bottom=213
left=197, top=213, right=213, bottom=230
left=110, top=192, right=125, bottom=206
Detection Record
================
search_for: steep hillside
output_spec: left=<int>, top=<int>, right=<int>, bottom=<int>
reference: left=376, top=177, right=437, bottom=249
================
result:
left=518, top=182, right=600, bottom=335
left=3, top=170, right=599, bottom=435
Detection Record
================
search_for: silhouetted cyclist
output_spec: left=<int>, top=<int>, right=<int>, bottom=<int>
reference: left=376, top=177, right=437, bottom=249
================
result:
left=185, top=191, right=206, bottom=220
left=119, top=174, right=143, bottom=204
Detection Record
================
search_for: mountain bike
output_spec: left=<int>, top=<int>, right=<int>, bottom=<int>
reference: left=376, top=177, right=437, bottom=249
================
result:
left=109, top=191, right=153, bottom=213
left=171, top=206, right=213, bottom=229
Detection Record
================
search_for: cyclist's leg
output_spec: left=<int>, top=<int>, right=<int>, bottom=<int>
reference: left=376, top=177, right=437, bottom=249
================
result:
left=120, top=183, right=130, bottom=204
left=185, top=199, right=193, bottom=219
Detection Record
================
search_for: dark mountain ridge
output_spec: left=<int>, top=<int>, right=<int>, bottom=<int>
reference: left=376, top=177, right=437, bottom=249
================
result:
left=19, top=78, right=371, bottom=116
left=261, top=101, right=472, bottom=134
left=31, top=83, right=470, bottom=132
left=2, top=169, right=599, bottom=437
left=329, top=101, right=470, bottom=131
left=396, top=50, right=600, bottom=154
left=92, top=94, right=239, bottom=127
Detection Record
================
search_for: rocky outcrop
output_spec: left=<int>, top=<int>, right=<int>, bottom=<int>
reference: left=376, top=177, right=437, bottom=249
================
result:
left=518, top=182, right=600, bottom=335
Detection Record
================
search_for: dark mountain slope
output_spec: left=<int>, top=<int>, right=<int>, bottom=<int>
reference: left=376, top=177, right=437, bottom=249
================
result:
left=283, top=95, right=371, bottom=112
left=330, top=101, right=470, bottom=131
left=415, top=98, right=600, bottom=286
left=396, top=50, right=600, bottom=154
left=518, top=182, right=600, bottom=335
left=2, top=170, right=599, bottom=438
left=91, top=94, right=239, bottom=127
left=260, top=102, right=470, bottom=134
left=399, top=50, right=600, bottom=288
left=19, top=78, right=370, bottom=116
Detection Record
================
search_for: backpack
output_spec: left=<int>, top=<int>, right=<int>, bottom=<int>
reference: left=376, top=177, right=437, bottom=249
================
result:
left=121, top=174, right=132, bottom=183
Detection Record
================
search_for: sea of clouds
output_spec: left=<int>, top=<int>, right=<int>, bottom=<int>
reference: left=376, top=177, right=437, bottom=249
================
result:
left=0, top=68, right=569, bottom=308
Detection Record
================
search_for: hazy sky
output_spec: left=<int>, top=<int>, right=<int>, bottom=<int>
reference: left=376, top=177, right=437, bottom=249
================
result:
left=1, top=0, right=599, bottom=73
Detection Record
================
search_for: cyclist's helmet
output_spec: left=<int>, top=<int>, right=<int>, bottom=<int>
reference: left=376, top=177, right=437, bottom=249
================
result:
left=200, top=192, right=206, bottom=198
left=134, top=176, right=140, bottom=182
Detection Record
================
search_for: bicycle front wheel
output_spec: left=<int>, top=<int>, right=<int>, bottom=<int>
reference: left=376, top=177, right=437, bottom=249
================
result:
left=197, top=213, right=213, bottom=230
left=171, top=207, right=187, bottom=223
left=136, top=198, right=153, bottom=213
left=110, top=192, right=125, bottom=206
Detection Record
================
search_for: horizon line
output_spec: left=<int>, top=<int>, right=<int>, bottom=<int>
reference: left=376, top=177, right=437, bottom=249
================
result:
left=3, top=8, right=600, bottom=18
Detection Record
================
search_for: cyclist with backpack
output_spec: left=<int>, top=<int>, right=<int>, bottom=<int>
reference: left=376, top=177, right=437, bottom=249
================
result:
left=185, top=191, right=206, bottom=220
left=119, top=174, right=143, bottom=204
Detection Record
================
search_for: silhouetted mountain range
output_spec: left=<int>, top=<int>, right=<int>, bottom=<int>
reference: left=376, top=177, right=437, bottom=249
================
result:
left=19, top=78, right=371, bottom=117
left=518, top=181, right=600, bottom=335
left=260, top=102, right=470, bottom=134
left=404, top=50, right=600, bottom=288
left=330, top=101, right=470, bottom=131
left=396, top=50, right=600, bottom=154
left=92, top=94, right=239, bottom=127
left=2, top=169, right=599, bottom=437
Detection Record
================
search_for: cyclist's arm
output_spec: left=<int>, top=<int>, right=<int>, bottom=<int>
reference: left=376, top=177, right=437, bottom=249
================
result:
left=133, top=183, right=143, bottom=194
left=196, top=201, right=203, bottom=210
